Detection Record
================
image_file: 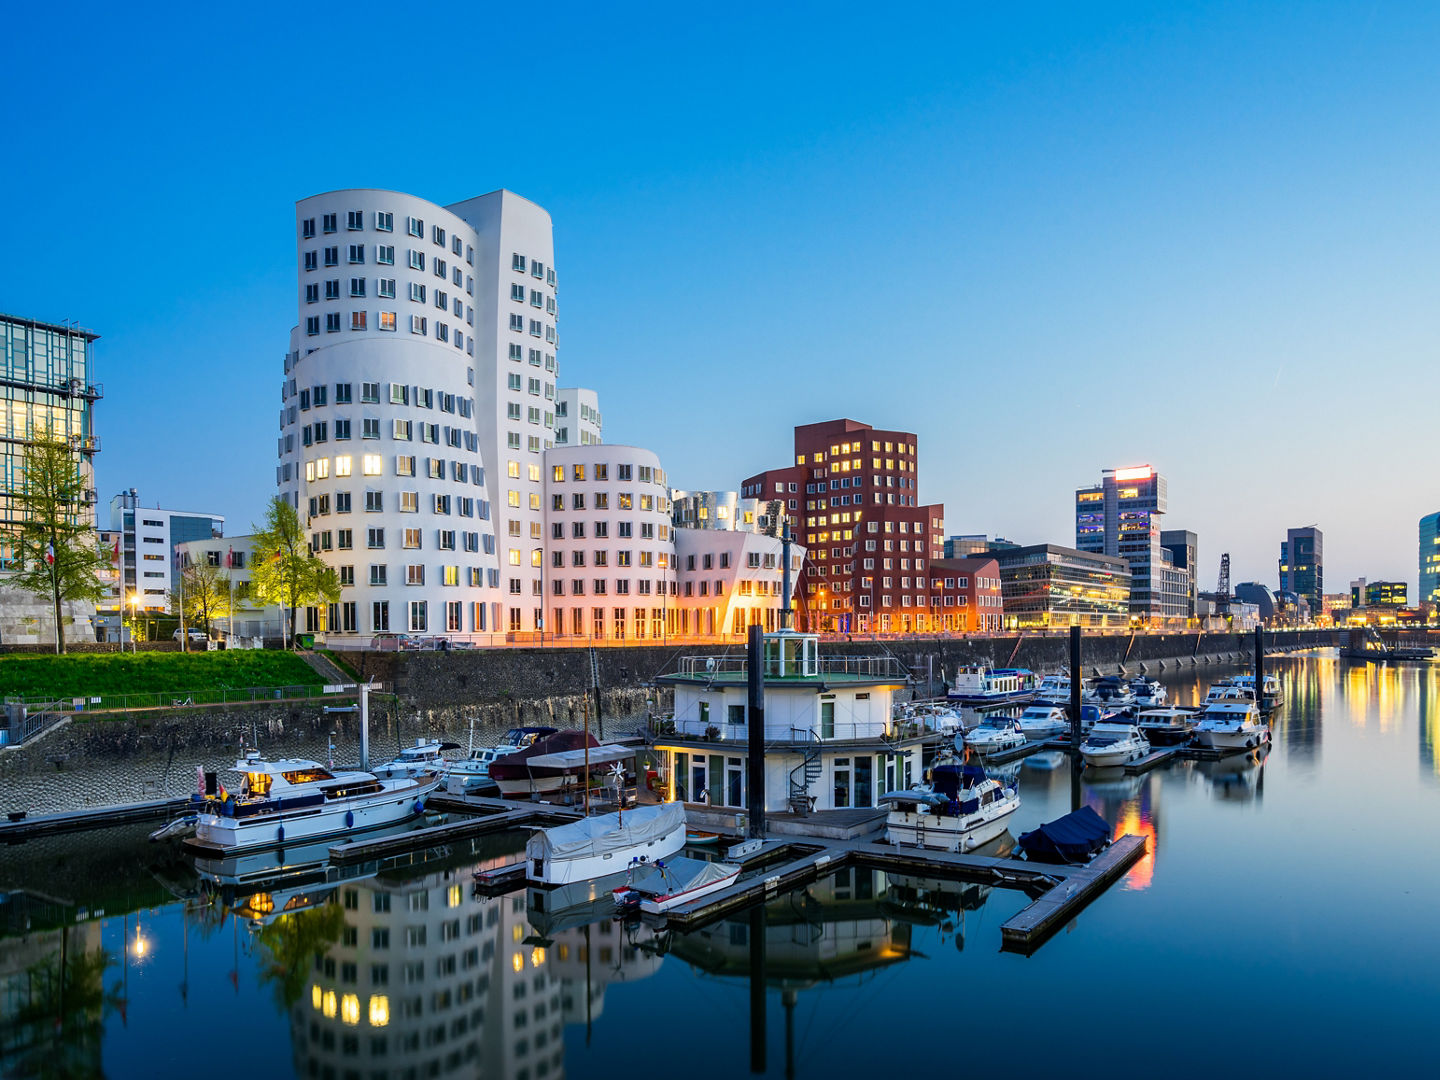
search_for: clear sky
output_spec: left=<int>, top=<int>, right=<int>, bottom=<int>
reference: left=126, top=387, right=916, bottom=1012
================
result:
left=4, top=1, right=1437, bottom=594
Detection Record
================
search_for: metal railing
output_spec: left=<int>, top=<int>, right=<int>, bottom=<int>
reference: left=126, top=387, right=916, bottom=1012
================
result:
left=0, top=683, right=352, bottom=717
left=671, top=654, right=909, bottom=680
left=664, top=717, right=897, bottom=744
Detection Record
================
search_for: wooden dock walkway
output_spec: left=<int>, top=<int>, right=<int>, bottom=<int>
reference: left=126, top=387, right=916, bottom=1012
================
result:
left=1123, top=745, right=1186, bottom=774
left=0, top=796, right=192, bottom=840
left=999, top=834, right=1147, bottom=952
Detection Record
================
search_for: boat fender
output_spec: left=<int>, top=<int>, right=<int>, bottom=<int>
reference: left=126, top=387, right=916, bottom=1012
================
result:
left=346, top=810, right=355, bottom=829
left=414, top=799, right=425, bottom=814
left=277, top=824, right=285, bottom=844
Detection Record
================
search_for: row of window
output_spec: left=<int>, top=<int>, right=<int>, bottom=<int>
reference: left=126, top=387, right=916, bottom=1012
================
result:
left=510, top=253, right=556, bottom=288
left=506, top=314, right=557, bottom=343
left=313, top=527, right=486, bottom=553
left=303, top=311, right=471, bottom=352
left=293, top=383, right=472, bottom=416
left=549, top=462, right=666, bottom=486
left=303, top=213, right=475, bottom=260
left=505, top=344, right=557, bottom=371
left=304, top=278, right=475, bottom=320
left=281, top=455, right=483, bottom=486
left=307, top=490, right=487, bottom=519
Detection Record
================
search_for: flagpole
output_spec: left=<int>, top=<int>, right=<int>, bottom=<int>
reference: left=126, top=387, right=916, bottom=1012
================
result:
left=176, top=546, right=187, bottom=653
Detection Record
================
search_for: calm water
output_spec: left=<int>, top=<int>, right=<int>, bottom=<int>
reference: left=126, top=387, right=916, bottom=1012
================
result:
left=4, top=652, right=1440, bottom=1078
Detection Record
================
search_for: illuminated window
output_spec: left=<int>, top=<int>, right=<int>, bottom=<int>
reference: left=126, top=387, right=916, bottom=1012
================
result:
left=362, top=454, right=382, bottom=476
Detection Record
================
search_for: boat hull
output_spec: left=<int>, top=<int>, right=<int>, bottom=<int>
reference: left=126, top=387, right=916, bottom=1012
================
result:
left=1082, top=743, right=1148, bottom=767
left=886, top=800, right=1018, bottom=854
left=1194, top=727, right=1269, bottom=749
left=967, top=735, right=1027, bottom=755
left=637, top=866, right=740, bottom=914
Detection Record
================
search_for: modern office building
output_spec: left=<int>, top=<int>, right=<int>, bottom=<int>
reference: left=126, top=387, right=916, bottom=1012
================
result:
left=107, top=489, right=224, bottom=611
left=943, top=535, right=1020, bottom=558
left=670, top=490, right=785, bottom=534
left=279, top=188, right=566, bottom=639
left=741, top=419, right=945, bottom=634
left=1159, top=529, right=1198, bottom=618
left=991, top=543, right=1132, bottom=628
left=1421, top=512, right=1440, bottom=607
left=553, top=387, right=601, bottom=446
left=1075, top=465, right=1190, bottom=623
left=1279, top=526, right=1323, bottom=615
left=1355, top=580, right=1407, bottom=607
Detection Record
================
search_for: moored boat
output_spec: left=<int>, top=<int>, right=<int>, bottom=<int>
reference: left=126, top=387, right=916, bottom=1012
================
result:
left=1134, top=706, right=1199, bottom=745
left=445, top=725, right=557, bottom=794
left=526, top=801, right=687, bottom=886
left=1015, top=704, right=1070, bottom=740
left=962, top=715, right=1028, bottom=755
left=1079, top=722, right=1150, bottom=767
left=373, top=737, right=457, bottom=780
left=1227, top=674, right=1285, bottom=711
left=881, top=762, right=1020, bottom=853
left=1128, top=677, right=1167, bottom=708
left=947, top=666, right=1036, bottom=707
left=613, top=855, right=741, bottom=915
left=489, top=729, right=602, bottom=797
left=1192, top=700, right=1269, bottom=750
left=1090, top=676, right=1137, bottom=714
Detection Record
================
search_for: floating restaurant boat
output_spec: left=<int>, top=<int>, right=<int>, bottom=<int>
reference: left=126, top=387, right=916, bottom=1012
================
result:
left=445, top=724, right=557, bottom=794
left=1079, top=722, right=1151, bottom=767
left=1192, top=700, right=1269, bottom=750
left=525, top=801, right=687, bottom=886
left=962, top=715, right=1028, bottom=755
left=1134, top=707, right=1199, bottom=745
left=188, top=751, right=440, bottom=855
left=1015, top=704, right=1070, bottom=740
left=881, top=762, right=1019, bottom=853
left=613, top=855, right=741, bottom=915
left=947, top=666, right=1037, bottom=707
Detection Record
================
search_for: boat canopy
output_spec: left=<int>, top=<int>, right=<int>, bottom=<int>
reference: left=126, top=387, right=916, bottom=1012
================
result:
left=627, top=855, right=737, bottom=897
left=524, top=744, right=636, bottom=769
left=1018, top=806, right=1111, bottom=864
left=527, top=801, right=684, bottom=862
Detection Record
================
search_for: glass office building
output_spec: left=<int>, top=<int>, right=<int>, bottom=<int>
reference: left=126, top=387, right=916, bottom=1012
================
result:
left=1421, top=513, right=1440, bottom=608
left=993, top=543, right=1132, bottom=628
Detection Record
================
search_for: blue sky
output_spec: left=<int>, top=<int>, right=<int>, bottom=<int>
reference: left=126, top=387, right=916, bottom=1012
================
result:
left=3, top=1, right=1437, bottom=593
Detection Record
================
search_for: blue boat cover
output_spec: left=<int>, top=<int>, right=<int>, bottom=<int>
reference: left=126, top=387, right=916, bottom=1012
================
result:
left=1018, top=806, right=1111, bottom=864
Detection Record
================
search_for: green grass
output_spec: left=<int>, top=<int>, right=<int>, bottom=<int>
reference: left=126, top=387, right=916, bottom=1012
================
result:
left=0, top=651, right=323, bottom=703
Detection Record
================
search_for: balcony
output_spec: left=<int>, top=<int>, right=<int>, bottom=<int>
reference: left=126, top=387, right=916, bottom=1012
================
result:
left=663, top=653, right=909, bottom=684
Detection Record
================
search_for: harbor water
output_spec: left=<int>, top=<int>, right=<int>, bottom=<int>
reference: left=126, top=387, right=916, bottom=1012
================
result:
left=3, top=651, right=1439, bottom=1077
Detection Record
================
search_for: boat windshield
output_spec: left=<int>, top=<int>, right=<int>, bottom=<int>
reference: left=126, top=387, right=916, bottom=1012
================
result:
left=281, top=768, right=335, bottom=785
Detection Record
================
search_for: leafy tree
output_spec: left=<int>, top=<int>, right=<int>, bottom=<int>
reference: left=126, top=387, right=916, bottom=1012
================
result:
left=8, top=427, right=109, bottom=653
left=168, top=560, right=232, bottom=636
left=255, top=901, right=346, bottom=1009
left=248, top=495, right=340, bottom=644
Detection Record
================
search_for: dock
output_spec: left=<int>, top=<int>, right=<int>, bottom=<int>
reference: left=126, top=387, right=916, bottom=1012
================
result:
left=999, top=834, right=1147, bottom=952
left=0, top=796, right=192, bottom=841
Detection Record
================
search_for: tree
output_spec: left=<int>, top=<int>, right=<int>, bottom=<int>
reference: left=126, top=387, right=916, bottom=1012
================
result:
left=9, top=427, right=109, bottom=654
left=248, top=495, right=340, bottom=644
left=168, top=561, right=232, bottom=636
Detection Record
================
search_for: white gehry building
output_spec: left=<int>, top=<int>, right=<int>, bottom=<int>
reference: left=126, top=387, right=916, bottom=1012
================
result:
left=278, top=188, right=561, bottom=641
left=553, top=387, right=601, bottom=446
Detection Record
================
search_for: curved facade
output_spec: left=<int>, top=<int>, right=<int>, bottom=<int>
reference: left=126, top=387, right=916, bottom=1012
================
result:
left=280, top=188, right=560, bottom=639
left=542, top=445, right=677, bottom=641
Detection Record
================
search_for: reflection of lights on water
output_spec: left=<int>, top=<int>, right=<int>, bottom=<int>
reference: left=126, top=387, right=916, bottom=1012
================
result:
left=368, top=994, right=389, bottom=1027
left=133, top=928, right=149, bottom=959
left=312, top=985, right=323, bottom=1011
left=446, top=884, right=462, bottom=908
left=1113, top=803, right=1157, bottom=891
left=512, top=952, right=524, bottom=973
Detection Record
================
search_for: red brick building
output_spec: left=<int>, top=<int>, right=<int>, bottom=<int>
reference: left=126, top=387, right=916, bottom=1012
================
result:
left=925, top=557, right=1004, bottom=632
left=742, top=418, right=945, bottom=633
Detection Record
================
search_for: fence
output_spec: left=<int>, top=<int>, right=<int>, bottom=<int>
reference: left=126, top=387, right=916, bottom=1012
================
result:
left=1, top=683, right=355, bottom=722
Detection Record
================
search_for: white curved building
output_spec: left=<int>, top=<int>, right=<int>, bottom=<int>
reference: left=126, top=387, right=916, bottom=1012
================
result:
left=554, top=387, right=601, bottom=446
left=279, top=189, right=560, bottom=639
left=542, top=445, right=677, bottom=642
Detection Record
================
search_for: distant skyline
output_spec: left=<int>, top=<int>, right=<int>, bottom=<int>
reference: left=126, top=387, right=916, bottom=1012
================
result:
left=3, top=2, right=1437, bottom=593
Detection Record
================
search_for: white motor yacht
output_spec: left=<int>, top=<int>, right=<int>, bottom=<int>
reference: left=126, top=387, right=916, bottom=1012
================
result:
left=445, top=725, right=557, bottom=794
left=1079, top=723, right=1151, bottom=767
left=1032, top=672, right=1077, bottom=706
left=1134, top=707, right=1198, bottom=745
left=1090, top=677, right=1137, bottom=714
left=1228, top=674, right=1285, bottom=711
left=1015, top=704, right=1070, bottom=740
left=372, top=738, right=454, bottom=780
left=882, top=762, right=1020, bottom=853
left=963, top=715, right=1028, bottom=754
left=1129, top=677, right=1167, bottom=708
left=526, top=801, right=687, bottom=886
left=1203, top=683, right=1256, bottom=706
left=1193, top=700, right=1269, bottom=750
left=190, top=752, right=440, bottom=855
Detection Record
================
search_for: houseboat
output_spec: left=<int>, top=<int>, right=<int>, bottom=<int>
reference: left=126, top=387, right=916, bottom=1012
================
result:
left=947, top=666, right=1036, bottom=707
left=651, top=629, right=929, bottom=818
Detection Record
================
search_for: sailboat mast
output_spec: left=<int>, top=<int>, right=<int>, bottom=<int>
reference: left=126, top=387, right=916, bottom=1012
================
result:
left=583, top=692, right=591, bottom=816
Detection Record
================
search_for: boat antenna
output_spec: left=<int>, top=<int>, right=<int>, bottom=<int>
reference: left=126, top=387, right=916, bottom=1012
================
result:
left=582, top=690, right=591, bottom=817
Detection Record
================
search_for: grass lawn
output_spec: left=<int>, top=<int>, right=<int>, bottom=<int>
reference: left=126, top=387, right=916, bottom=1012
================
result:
left=0, top=651, right=323, bottom=703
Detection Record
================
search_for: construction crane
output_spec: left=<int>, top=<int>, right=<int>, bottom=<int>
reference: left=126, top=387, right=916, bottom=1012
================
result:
left=1217, top=553, right=1231, bottom=599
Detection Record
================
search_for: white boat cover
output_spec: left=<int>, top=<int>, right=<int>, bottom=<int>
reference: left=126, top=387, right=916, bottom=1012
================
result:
left=527, top=801, right=685, bottom=862
left=523, top=744, right=636, bottom=769
left=628, top=855, right=738, bottom=897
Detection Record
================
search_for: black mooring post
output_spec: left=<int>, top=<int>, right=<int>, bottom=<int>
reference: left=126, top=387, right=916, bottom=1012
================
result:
left=749, top=902, right=768, bottom=1073
left=1069, top=624, right=1083, bottom=751
left=747, top=624, right=766, bottom=839
left=1254, top=625, right=1265, bottom=708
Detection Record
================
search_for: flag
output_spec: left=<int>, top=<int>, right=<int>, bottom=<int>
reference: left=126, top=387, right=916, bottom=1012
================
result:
left=44, top=542, right=54, bottom=566
left=226, top=546, right=234, bottom=569
left=273, top=548, right=282, bottom=562
left=111, top=536, right=120, bottom=566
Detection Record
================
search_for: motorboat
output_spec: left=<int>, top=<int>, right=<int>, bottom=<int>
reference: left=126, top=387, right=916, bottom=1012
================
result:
left=894, top=701, right=965, bottom=737
left=1134, top=706, right=1199, bottom=745
left=613, top=855, right=741, bottom=915
left=1227, top=674, right=1285, bottom=711
left=947, top=666, right=1036, bottom=707
left=1203, top=682, right=1255, bottom=706
left=445, top=725, right=557, bottom=794
left=881, top=762, right=1020, bottom=853
left=189, top=751, right=440, bottom=855
left=1079, top=723, right=1150, bottom=767
left=1033, top=672, right=1081, bottom=707
left=1015, top=704, right=1070, bottom=740
left=526, top=801, right=687, bottom=886
left=962, top=715, right=1028, bottom=755
left=1192, top=700, right=1270, bottom=750
left=1128, top=677, right=1167, bottom=708
left=1089, top=677, right=1136, bottom=714
left=1018, top=806, right=1111, bottom=864
left=489, top=729, right=603, bottom=797
left=372, top=737, right=457, bottom=780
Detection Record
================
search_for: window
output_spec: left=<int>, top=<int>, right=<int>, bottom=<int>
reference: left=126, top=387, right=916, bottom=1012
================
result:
left=367, top=528, right=385, bottom=549
left=407, top=216, right=424, bottom=237
left=326, top=312, right=341, bottom=332
left=409, top=282, right=426, bottom=302
left=351, top=311, right=367, bottom=330
left=365, top=491, right=383, bottom=512
left=348, top=244, right=365, bottom=264
left=302, top=217, right=316, bottom=239
left=362, top=417, right=380, bottom=438
left=512, top=253, right=526, bottom=271
left=362, top=454, right=382, bottom=475
left=376, top=211, right=393, bottom=232
left=324, top=246, right=338, bottom=266
left=408, top=249, right=425, bottom=270
left=362, top=381, right=380, bottom=403
left=378, top=311, right=396, bottom=331
left=406, top=564, right=424, bottom=585
left=325, top=279, right=340, bottom=300
left=305, top=283, right=318, bottom=304
left=376, top=245, right=395, bottom=265
left=304, top=250, right=318, bottom=271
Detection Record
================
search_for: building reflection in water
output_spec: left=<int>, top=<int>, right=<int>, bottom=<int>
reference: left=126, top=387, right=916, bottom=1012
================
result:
left=1417, top=665, right=1440, bottom=783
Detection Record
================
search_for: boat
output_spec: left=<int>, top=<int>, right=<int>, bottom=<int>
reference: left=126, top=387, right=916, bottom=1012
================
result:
left=685, top=829, right=722, bottom=846
left=1033, top=671, right=1082, bottom=707
left=1134, top=706, right=1199, bottom=745
left=1018, top=806, right=1111, bottom=864
left=1339, top=626, right=1434, bottom=662
left=1227, top=674, right=1285, bottom=711
left=1015, top=704, right=1070, bottom=740
left=947, top=666, right=1036, bottom=707
left=525, top=801, right=687, bottom=886
left=1089, top=676, right=1136, bottom=714
left=962, top=715, right=1028, bottom=755
left=881, top=761, right=1020, bottom=853
left=488, top=728, right=602, bottom=797
left=1079, top=722, right=1150, bottom=767
left=1203, top=682, right=1255, bottom=706
left=1128, top=677, right=1167, bottom=708
left=188, top=751, right=440, bottom=855
left=613, top=855, right=741, bottom=915
left=372, top=737, right=458, bottom=780
left=1192, top=700, right=1270, bottom=750
left=445, top=724, right=557, bottom=794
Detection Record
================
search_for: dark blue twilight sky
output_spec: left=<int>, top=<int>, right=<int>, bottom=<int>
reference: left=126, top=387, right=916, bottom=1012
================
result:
left=3, top=1, right=1438, bottom=590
